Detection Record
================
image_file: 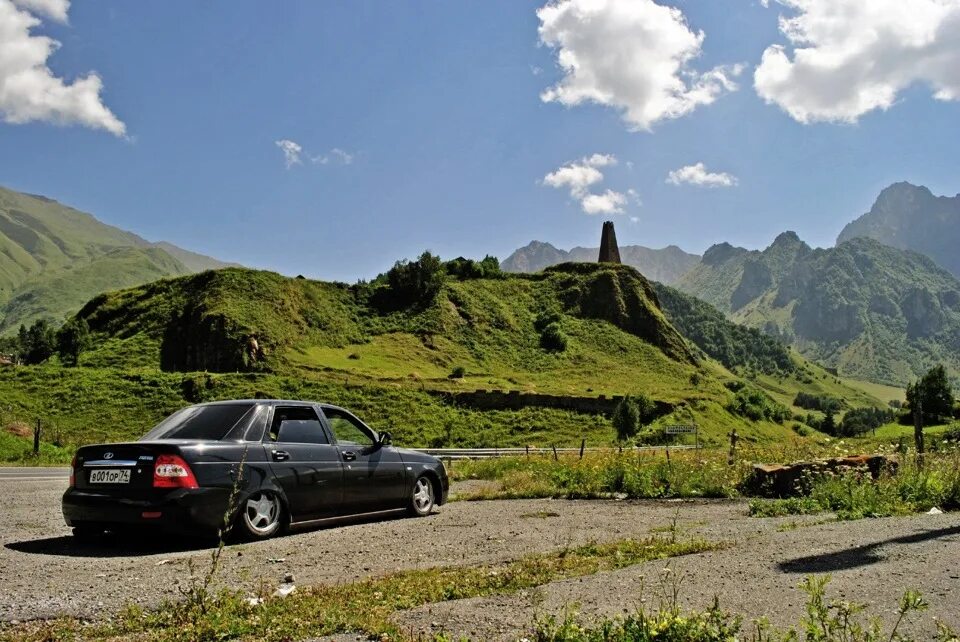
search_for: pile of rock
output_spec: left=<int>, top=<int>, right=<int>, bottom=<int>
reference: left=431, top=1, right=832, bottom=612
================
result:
left=743, top=454, right=898, bottom=498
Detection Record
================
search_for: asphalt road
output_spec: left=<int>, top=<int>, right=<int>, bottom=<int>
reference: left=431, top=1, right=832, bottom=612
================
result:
left=0, top=467, right=69, bottom=482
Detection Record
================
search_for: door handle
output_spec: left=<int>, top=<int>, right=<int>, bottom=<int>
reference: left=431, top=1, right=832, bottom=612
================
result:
left=342, top=451, right=357, bottom=462
left=272, top=450, right=290, bottom=462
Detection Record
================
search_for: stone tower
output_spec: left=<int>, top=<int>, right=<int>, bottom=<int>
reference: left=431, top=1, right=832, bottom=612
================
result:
left=598, top=221, right=622, bottom=264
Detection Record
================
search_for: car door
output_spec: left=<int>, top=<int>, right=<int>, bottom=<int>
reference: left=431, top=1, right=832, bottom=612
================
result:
left=265, top=405, right=344, bottom=521
left=320, top=406, right=407, bottom=513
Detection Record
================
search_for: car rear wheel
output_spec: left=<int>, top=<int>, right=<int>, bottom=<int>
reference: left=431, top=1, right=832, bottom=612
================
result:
left=238, top=491, right=282, bottom=540
left=408, top=476, right=435, bottom=517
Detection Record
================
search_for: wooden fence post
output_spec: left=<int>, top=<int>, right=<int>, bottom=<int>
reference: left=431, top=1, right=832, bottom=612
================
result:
left=728, top=429, right=738, bottom=466
left=33, top=418, right=41, bottom=455
left=579, top=438, right=585, bottom=460
left=552, top=444, right=558, bottom=461
left=914, top=399, right=925, bottom=469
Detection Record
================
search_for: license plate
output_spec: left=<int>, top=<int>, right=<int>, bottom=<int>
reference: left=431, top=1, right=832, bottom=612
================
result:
left=89, top=469, right=131, bottom=484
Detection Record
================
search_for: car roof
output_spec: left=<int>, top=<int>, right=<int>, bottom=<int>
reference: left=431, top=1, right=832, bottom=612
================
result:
left=193, top=399, right=350, bottom=413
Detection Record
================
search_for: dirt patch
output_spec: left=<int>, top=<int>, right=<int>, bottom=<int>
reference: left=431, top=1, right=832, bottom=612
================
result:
left=3, top=422, right=32, bottom=439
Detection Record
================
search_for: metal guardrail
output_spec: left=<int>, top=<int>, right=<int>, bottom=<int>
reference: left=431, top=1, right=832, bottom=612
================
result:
left=415, top=445, right=699, bottom=460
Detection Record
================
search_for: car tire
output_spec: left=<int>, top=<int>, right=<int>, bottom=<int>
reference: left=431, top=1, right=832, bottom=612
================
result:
left=408, top=475, right=435, bottom=517
left=237, top=490, right=283, bottom=540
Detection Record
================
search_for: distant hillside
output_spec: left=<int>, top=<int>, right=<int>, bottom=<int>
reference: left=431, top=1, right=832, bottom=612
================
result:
left=677, top=232, right=960, bottom=385
left=0, top=186, right=235, bottom=333
left=652, top=281, right=796, bottom=376
left=153, top=241, right=240, bottom=273
left=502, top=240, right=699, bottom=284
left=838, top=182, right=960, bottom=278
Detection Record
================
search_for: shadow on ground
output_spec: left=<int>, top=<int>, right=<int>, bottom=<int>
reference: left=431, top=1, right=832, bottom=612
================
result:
left=4, top=532, right=214, bottom=558
left=4, top=509, right=416, bottom=558
left=779, top=524, right=960, bottom=574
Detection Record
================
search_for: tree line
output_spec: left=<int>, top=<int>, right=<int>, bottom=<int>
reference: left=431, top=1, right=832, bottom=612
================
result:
left=0, top=318, right=91, bottom=367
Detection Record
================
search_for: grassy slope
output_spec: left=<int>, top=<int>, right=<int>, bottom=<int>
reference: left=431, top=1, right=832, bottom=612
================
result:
left=0, top=186, right=227, bottom=332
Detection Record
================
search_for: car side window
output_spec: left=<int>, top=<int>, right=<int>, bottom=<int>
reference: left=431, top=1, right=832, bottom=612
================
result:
left=323, top=408, right=375, bottom=447
left=270, top=406, right=330, bottom=445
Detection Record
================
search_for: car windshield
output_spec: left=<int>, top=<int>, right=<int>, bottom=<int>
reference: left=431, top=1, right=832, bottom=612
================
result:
left=140, top=404, right=255, bottom=441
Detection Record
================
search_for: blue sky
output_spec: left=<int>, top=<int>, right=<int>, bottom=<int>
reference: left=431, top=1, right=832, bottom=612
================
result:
left=1, top=0, right=959, bottom=282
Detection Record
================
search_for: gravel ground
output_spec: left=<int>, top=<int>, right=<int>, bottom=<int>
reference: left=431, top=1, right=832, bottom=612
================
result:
left=2, top=478, right=959, bottom=640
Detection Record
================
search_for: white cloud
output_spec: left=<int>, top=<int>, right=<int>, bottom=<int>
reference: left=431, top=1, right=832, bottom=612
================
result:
left=277, top=139, right=356, bottom=168
left=581, top=189, right=627, bottom=215
left=542, top=153, right=630, bottom=215
left=275, top=139, right=303, bottom=168
left=311, top=147, right=355, bottom=165
left=0, top=0, right=126, bottom=136
left=13, top=0, right=68, bottom=21
left=666, top=162, right=738, bottom=187
left=537, top=0, right=742, bottom=131
left=754, top=0, right=960, bottom=123
left=542, top=153, right=613, bottom=199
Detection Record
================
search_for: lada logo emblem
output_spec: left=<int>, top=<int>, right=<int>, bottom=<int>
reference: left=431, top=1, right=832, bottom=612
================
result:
left=104, top=452, right=114, bottom=460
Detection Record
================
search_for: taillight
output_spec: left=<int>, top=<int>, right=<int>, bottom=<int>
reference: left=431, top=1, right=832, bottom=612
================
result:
left=69, top=453, right=77, bottom=487
left=153, top=454, right=199, bottom=489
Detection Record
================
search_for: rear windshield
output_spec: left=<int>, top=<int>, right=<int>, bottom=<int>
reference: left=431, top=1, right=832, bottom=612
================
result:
left=140, top=404, right=256, bottom=441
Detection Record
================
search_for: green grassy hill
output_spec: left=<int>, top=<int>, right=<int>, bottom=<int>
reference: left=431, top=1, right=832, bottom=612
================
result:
left=0, top=260, right=896, bottom=462
left=677, top=232, right=960, bottom=386
left=0, top=186, right=233, bottom=333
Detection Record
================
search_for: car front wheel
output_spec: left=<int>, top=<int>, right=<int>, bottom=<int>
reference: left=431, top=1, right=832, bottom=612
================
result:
left=408, top=476, right=435, bottom=516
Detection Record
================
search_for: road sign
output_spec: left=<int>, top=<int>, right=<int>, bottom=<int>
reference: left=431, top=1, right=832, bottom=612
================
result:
left=663, top=425, right=697, bottom=435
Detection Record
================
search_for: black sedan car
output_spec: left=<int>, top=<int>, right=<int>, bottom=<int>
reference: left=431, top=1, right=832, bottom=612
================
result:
left=62, top=400, right=449, bottom=540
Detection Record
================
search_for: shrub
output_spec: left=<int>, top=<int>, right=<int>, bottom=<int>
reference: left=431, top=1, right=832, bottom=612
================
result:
left=534, top=309, right=563, bottom=332
left=634, top=392, right=656, bottom=425
left=57, top=317, right=91, bottom=367
left=16, top=320, right=57, bottom=365
left=445, top=255, right=502, bottom=280
left=539, top=322, right=568, bottom=352
left=383, top=251, right=445, bottom=307
left=724, top=380, right=746, bottom=392
left=612, top=396, right=641, bottom=443
left=906, top=364, right=954, bottom=425
left=728, top=387, right=790, bottom=423
left=449, top=365, right=466, bottom=379
left=837, top=407, right=894, bottom=436
left=793, top=392, right=842, bottom=413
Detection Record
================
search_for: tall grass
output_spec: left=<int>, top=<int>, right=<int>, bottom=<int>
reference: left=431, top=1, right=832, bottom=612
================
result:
left=451, top=448, right=766, bottom=500
left=750, top=450, right=960, bottom=519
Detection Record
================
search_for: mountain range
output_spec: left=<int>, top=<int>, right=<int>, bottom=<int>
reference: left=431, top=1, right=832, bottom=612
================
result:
left=501, top=241, right=700, bottom=284
left=838, top=182, right=960, bottom=278
left=676, top=232, right=960, bottom=385
left=0, top=186, right=234, bottom=333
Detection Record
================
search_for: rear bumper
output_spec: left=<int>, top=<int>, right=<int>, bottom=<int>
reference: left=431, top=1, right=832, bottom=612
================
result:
left=62, top=487, right=230, bottom=535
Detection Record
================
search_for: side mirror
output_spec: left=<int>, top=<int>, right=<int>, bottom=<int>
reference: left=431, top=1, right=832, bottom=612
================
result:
left=378, top=431, right=393, bottom=447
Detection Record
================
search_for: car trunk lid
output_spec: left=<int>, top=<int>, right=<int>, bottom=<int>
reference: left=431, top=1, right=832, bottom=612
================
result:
left=73, top=442, right=182, bottom=492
